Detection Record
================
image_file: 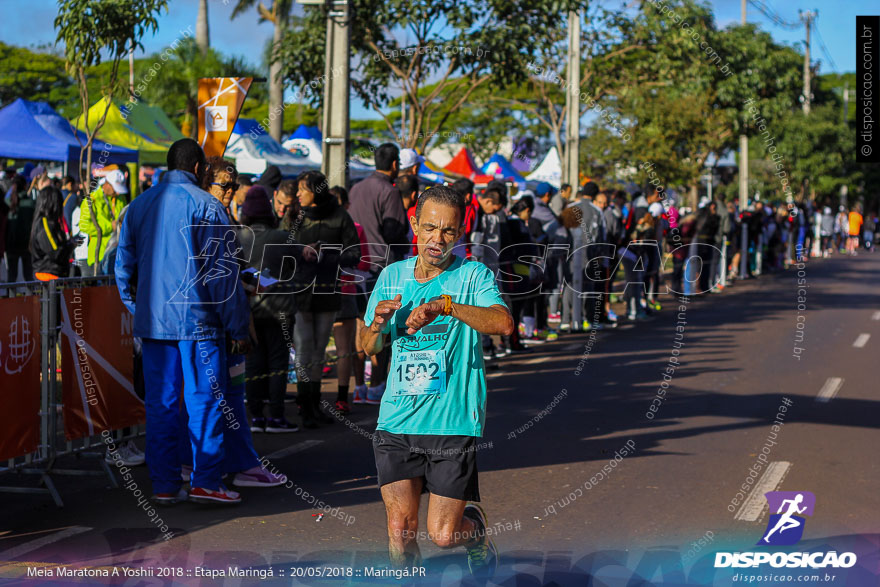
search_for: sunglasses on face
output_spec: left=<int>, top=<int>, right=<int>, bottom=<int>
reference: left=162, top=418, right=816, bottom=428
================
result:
left=212, top=182, right=238, bottom=192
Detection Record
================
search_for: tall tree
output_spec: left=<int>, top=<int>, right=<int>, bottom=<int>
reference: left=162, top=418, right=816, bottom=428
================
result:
left=231, top=1, right=292, bottom=142
left=55, top=0, right=168, bottom=184
left=275, top=0, right=586, bottom=151
left=196, top=0, right=210, bottom=54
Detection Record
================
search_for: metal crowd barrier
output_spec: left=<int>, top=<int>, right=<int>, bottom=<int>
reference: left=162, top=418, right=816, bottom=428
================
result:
left=0, top=275, right=140, bottom=506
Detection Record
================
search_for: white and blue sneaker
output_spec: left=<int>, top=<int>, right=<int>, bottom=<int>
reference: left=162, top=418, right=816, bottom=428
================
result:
left=365, top=382, right=386, bottom=405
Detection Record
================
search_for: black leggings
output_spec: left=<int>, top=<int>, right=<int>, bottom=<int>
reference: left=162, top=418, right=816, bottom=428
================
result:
left=246, top=318, right=290, bottom=419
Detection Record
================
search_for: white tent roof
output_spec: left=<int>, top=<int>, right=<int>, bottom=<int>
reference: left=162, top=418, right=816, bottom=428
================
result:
left=281, top=136, right=324, bottom=168
left=281, top=136, right=375, bottom=180
left=525, top=147, right=562, bottom=188
left=226, top=120, right=313, bottom=176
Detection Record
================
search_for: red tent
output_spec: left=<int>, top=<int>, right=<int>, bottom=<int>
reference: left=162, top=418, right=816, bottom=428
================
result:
left=443, top=147, right=495, bottom=185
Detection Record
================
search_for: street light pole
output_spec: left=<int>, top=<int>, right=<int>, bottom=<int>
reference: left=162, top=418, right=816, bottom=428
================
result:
left=319, top=0, right=350, bottom=189
left=739, top=0, right=749, bottom=279
left=564, top=9, right=581, bottom=191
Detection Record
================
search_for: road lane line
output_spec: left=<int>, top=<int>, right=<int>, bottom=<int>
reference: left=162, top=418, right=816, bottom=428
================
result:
left=872, top=311, right=880, bottom=321
left=853, top=334, right=870, bottom=348
left=734, top=462, right=791, bottom=522
left=0, top=526, right=91, bottom=559
left=816, top=377, right=844, bottom=403
left=265, top=440, right=324, bottom=460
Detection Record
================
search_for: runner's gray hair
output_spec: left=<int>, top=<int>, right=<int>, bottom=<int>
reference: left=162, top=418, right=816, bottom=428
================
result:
left=415, top=184, right=466, bottom=225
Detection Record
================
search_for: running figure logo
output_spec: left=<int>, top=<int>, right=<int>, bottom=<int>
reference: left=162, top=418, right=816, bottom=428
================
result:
left=759, top=491, right=816, bottom=546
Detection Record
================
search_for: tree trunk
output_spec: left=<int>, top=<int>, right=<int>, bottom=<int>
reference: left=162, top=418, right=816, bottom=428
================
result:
left=196, top=0, right=210, bottom=54
left=269, top=12, right=287, bottom=142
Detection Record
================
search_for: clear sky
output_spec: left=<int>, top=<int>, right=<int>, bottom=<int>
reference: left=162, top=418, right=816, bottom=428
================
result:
left=1, top=0, right=863, bottom=120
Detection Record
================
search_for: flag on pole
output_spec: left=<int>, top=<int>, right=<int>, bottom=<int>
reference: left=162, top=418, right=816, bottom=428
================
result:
left=197, top=77, right=253, bottom=158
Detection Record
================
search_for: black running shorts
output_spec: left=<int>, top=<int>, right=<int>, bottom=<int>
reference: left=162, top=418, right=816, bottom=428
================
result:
left=372, top=430, right=480, bottom=502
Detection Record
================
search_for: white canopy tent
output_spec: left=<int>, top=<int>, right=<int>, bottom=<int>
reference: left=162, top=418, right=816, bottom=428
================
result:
left=281, top=135, right=375, bottom=180
left=525, top=147, right=562, bottom=188
left=226, top=119, right=313, bottom=176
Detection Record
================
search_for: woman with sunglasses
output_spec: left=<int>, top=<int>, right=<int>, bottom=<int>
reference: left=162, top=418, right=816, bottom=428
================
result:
left=203, top=156, right=240, bottom=217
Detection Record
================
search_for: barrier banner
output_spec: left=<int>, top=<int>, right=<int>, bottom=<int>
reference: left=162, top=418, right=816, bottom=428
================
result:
left=60, top=286, right=144, bottom=440
left=197, top=77, right=253, bottom=158
left=0, top=296, right=41, bottom=460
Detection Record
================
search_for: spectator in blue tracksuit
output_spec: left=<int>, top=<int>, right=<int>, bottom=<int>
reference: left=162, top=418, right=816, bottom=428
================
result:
left=115, top=139, right=250, bottom=506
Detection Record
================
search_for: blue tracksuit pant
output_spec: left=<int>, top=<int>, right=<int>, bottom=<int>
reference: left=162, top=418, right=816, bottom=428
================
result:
left=142, top=338, right=226, bottom=493
left=179, top=353, right=259, bottom=476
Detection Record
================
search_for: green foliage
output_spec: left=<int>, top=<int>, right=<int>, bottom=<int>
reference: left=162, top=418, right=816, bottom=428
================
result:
left=0, top=42, right=75, bottom=108
left=275, top=0, right=587, bottom=149
left=55, top=0, right=168, bottom=70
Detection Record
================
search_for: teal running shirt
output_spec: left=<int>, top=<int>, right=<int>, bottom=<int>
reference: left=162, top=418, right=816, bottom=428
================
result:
left=365, top=256, right=506, bottom=436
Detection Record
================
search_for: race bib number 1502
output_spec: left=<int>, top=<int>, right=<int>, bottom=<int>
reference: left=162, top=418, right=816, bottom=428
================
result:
left=391, top=349, right=447, bottom=396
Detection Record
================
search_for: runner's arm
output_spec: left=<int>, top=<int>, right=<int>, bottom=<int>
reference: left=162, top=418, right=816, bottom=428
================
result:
left=406, top=299, right=513, bottom=336
left=450, top=302, right=513, bottom=336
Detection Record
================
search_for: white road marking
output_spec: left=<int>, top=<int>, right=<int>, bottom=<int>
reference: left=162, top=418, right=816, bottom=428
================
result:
left=872, top=311, right=880, bottom=321
left=853, top=334, right=870, bottom=348
left=265, top=440, right=324, bottom=460
left=0, top=526, right=91, bottom=559
left=816, top=377, right=844, bottom=403
left=734, top=462, right=791, bottom=522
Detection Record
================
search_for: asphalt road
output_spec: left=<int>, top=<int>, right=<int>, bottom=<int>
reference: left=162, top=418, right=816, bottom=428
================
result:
left=1, top=251, right=878, bottom=586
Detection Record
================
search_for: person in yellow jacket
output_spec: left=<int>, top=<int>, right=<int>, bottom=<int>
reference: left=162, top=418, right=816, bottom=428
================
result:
left=78, top=169, right=129, bottom=276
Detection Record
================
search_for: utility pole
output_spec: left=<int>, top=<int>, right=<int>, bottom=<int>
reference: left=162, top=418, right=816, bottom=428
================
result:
left=310, top=0, right=350, bottom=189
left=799, top=10, right=816, bottom=115
left=739, top=0, right=749, bottom=279
left=564, top=9, right=581, bottom=191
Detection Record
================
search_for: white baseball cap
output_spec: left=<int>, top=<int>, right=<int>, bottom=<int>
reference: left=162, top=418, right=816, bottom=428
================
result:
left=102, top=169, right=129, bottom=195
left=399, top=148, right=425, bottom=170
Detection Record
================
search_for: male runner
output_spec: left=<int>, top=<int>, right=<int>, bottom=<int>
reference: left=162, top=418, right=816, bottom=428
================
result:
left=360, top=185, right=514, bottom=579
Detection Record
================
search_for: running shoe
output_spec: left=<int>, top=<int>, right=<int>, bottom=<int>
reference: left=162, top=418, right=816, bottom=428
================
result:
left=365, top=382, right=386, bottom=405
left=105, top=442, right=144, bottom=467
left=607, top=309, right=619, bottom=323
left=265, top=418, right=299, bottom=433
left=482, top=348, right=493, bottom=361
left=494, top=346, right=508, bottom=358
left=521, top=336, right=545, bottom=345
left=518, top=323, right=526, bottom=337
left=251, top=417, right=266, bottom=433
left=547, top=312, right=562, bottom=323
left=545, top=331, right=559, bottom=342
left=335, top=399, right=350, bottom=414
left=152, top=487, right=188, bottom=506
left=125, top=441, right=145, bottom=460
left=559, top=323, right=571, bottom=332
left=189, top=485, right=242, bottom=505
left=352, top=384, right=368, bottom=404
left=509, top=344, right=533, bottom=354
left=651, top=300, right=662, bottom=311
left=463, top=503, right=498, bottom=580
left=582, top=320, right=592, bottom=331
left=233, top=466, right=286, bottom=488
left=627, top=311, right=637, bottom=321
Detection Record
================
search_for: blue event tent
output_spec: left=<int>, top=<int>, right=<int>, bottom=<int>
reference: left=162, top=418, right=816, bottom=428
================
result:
left=481, top=153, right=526, bottom=188
left=0, top=98, right=139, bottom=175
left=289, top=124, right=322, bottom=142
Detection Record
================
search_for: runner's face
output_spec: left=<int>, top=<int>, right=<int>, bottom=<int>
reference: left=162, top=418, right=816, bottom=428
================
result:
left=412, top=200, right=463, bottom=266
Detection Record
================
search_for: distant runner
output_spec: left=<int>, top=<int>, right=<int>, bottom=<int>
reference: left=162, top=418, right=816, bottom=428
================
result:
left=360, top=185, right=514, bottom=579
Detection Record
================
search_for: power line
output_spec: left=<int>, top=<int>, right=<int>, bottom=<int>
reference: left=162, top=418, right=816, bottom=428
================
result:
left=812, top=21, right=838, bottom=74
left=747, top=0, right=799, bottom=30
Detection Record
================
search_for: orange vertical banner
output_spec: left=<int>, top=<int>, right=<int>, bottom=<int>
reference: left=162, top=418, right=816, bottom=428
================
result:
left=197, top=77, right=253, bottom=158
left=0, top=296, right=41, bottom=460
